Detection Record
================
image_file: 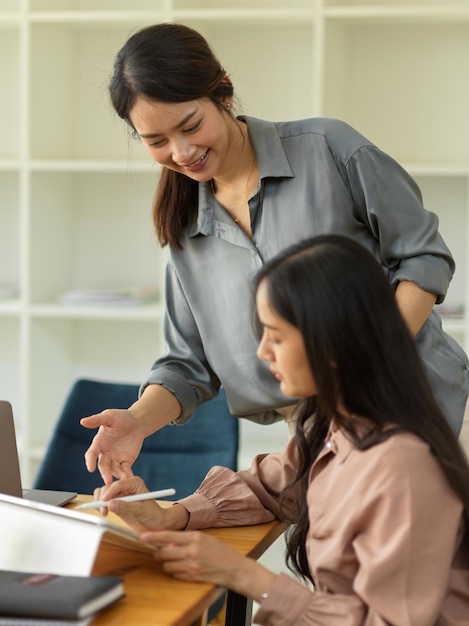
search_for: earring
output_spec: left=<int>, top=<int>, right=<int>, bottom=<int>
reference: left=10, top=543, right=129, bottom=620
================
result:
left=226, top=102, right=231, bottom=109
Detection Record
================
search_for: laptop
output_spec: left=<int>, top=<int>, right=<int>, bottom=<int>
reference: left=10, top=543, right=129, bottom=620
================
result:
left=0, top=400, right=77, bottom=507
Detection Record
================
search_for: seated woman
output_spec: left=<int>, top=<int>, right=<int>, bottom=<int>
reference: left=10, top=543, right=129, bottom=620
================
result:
left=94, top=234, right=469, bottom=625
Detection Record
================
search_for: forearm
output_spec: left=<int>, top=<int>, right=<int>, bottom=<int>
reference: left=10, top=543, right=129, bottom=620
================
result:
left=230, top=558, right=277, bottom=602
left=129, top=383, right=182, bottom=437
left=395, top=280, right=437, bottom=336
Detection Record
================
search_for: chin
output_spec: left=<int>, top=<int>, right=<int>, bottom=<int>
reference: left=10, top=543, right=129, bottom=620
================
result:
left=281, top=382, right=313, bottom=398
left=280, top=382, right=296, bottom=398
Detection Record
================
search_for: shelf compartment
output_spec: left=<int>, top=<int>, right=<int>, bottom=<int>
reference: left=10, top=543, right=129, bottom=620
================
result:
left=325, top=0, right=469, bottom=8
left=322, top=20, right=469, bottom=164
left=0, top=318, right=21, bottom=427
left=179, top=19, right=316, bottom=121
left=29, top=22, right=157, bottom=160
left=413, top=174, right=469, bottom=313
left=0, top=0, right=20, bottom=14
left=30, top=0, right=167, bottom=10
left=29, top=171, right=163, bottom=304
left=0, top=172, right=20, bottom=293
left=0, top=27, right=20, bottom=159
left=175, top=0, right=314, bottom=8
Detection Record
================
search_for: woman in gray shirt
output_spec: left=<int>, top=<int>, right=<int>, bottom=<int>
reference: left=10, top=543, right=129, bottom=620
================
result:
left=82, top=22, right=469, bottom=484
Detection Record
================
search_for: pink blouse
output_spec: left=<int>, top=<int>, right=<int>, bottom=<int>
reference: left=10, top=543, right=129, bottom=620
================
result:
left=179, top=428, right=469, bottom=625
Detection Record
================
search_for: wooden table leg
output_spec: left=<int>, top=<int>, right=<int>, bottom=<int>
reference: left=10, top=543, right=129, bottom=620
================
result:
left=191, top=608, right=208, bottom=626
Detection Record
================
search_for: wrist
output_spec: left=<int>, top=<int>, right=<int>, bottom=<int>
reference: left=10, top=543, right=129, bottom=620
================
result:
left=166, top=503, right=190, bottom=530
left=129, top=384, right=182, bottom=436
left=230, top=560, right=277, bottom=600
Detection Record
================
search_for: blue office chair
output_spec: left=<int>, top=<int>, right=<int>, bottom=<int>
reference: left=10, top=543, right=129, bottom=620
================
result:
left=34, top=378, right=238, bottom=497
left=34, top=378, right=239, bottom=625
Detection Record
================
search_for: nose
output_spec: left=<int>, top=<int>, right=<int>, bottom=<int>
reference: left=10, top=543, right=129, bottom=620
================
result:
left=257, top=332, right=272, bottom=363
left=171, top=136, right=196, bottom=165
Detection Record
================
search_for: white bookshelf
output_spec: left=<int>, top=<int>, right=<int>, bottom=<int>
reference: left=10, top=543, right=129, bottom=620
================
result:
left=1, top=0, right=469, bottom=484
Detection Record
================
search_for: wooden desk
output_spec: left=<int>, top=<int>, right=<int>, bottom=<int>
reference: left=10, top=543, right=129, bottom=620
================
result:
left=68, top=496, right=285, bottom=626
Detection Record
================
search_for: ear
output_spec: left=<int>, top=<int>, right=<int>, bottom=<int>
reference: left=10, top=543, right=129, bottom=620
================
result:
left=221, top=74, right=234, bottom=111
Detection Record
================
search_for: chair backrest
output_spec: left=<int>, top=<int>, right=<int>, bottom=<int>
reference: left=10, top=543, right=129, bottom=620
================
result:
left=33, top=379, right=239, bottom=497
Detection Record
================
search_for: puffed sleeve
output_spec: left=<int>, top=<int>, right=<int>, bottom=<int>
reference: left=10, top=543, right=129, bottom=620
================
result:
left=178, top=436, right=300, bottom=529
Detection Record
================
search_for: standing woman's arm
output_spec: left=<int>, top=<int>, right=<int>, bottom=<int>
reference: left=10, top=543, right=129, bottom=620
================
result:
left=395, top=280, right=437, bottom=336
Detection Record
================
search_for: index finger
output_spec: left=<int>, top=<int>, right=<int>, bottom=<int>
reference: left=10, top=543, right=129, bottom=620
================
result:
left=83, top=444, right=113, bottom=485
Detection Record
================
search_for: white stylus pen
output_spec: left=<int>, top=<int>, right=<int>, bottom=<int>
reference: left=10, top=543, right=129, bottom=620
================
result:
left=75, top=488, right=176, bottom=510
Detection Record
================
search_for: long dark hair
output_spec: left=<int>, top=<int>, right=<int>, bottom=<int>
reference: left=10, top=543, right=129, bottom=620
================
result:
left=109, top=23, right=234, bottom=248
left=255, top=234, right=469, bottom=582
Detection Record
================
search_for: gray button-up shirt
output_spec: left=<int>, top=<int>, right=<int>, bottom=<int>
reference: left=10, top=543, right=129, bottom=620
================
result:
left=144, top=116, right=469, bottom=433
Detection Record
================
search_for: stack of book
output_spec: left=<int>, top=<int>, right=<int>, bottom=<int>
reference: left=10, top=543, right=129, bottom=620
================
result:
left=57, top=286, right=159, bottom=307
left=0, top=570, right=124, bottom=625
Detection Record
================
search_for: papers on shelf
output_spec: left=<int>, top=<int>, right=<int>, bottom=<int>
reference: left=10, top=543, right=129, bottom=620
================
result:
left=437, top=302, right=464, bottom=319
left=57, top=287, right=159, bottom=307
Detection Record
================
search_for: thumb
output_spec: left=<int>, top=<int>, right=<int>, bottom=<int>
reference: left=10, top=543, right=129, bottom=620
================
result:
left=80, top=410, right=112, bottom=429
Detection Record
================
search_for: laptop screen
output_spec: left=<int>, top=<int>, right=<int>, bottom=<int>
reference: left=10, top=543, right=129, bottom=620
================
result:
left=0, top=400, right=76, bottom=506
left=0, top=401, right=24, bottom=498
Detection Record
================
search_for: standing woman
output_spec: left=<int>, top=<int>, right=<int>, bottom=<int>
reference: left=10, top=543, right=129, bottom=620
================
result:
left=82, top=22, right=469, bottom=484
left=94, top=235, right=469, bottom=625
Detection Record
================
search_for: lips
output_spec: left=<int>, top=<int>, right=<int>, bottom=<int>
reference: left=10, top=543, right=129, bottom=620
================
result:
left=270, top=368, right=282, bottom=381
left=182, top=149, right=209, bottom=172
left=190, top=150, right=208, bottom=166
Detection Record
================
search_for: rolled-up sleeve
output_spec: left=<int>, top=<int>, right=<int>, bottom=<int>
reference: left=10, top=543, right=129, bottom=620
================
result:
left=346, top=145, right=454, bottom=302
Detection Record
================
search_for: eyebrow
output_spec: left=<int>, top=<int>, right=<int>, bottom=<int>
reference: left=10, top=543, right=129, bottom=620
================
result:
left=138, top=110, right=198, bottom=139
left=259, top=320, right=278, bottom=331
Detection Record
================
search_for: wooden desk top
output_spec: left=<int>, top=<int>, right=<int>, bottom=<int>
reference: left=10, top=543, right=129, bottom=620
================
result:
left=68, top=495, right=285, bottom=626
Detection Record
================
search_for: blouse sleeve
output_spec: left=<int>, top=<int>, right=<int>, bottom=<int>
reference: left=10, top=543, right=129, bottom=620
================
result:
left=345, top=144, right=454, bottom=302
left=178, top=436, right=300, bottom=529
left=143, top=262, right=219, bottom=422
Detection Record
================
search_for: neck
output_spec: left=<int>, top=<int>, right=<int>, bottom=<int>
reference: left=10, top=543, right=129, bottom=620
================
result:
left=213, top=121, right=256, bottom=192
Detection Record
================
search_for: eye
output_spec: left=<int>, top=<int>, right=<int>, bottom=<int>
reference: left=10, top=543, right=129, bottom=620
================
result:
left=147, top=138, right=166, bottom=148
left=265, top=331, right=281, bottom=345
left=183, top=120, right=201, bottom=134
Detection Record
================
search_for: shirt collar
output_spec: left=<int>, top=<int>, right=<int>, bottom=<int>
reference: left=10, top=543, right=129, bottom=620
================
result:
left=188, top=116, right=294, bottom=238
left=316, top=422, right=357, bottom=465
left=240, top=116, right=294, bottom=180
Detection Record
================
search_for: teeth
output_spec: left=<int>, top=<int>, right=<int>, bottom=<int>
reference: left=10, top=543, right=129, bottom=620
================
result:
left=189, top=150, right=207, bottom=167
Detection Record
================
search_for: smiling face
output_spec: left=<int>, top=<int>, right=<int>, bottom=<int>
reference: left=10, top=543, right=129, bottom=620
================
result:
left=256, top=280, right=317, bottom=399
left=129, top=96, right=239, bottom=182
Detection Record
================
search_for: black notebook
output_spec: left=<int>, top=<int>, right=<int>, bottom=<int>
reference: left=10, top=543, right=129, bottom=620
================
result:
left=0, top=571, right=124, bottom=621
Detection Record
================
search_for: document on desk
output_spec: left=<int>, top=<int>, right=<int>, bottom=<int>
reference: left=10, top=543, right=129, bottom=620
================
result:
left=0, top=493, right=154, bottom=578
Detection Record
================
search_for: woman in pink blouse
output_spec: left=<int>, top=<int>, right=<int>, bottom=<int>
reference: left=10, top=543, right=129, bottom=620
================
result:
left=96, top=234, right=469, bottom=625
